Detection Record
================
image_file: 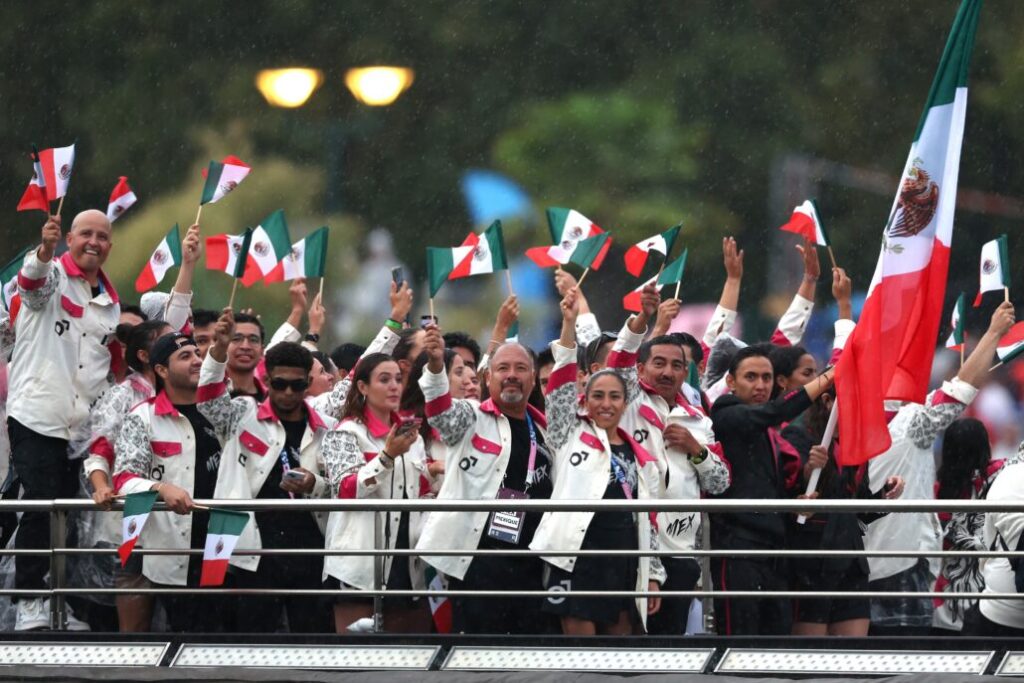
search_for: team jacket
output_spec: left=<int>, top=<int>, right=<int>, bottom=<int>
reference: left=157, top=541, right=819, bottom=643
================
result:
left=84, top=373, right=155, bottom=477
left=416, top=366, right=550, bottom=580
left=321, top=409, right=429, bottom=590
left=112, top=392, right=205, bottom=586
left=9, top=250, right=120, bottom=440
left=196, top=354, right=334, bottom=573
left=605, top=318, right=731, bottom=554
left=530, top=341, right=666, bottom=625
left=305, top=324, right=400, bottom=421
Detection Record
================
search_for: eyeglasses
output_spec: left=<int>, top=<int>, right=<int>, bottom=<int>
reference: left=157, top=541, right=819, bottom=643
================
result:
left=231, top=334, right=263, bottom=345
left=269, top=377, right=310, bottom=392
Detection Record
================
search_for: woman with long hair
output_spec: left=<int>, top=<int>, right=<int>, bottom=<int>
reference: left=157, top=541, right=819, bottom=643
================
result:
left=322, top=353, right=431, bottom=633
left=399, top=350, right=461, bottom=491
left=530, top=288, right=665, bottom=635
left=933, top=417, right=1004, bottom=633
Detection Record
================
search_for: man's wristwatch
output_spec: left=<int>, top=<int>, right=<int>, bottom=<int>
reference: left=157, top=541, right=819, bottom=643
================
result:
left=305, top=333, right=320, bottom=343
left=688, top=447, right=708, bottom=465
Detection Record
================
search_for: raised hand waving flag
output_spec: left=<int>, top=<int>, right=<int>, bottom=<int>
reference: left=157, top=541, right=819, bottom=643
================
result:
left=836, top=0, right=982, bottom=466
left=135, top=224, right=181, bottom=292
left=624, top=224, right=680, bottom=276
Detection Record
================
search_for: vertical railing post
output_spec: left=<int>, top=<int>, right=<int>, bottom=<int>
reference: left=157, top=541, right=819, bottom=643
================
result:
left=700, top=512, right=714, bottom=634
left=48, top=506, right=67, bottom=630
left=372, top=510, right=383, bottom=633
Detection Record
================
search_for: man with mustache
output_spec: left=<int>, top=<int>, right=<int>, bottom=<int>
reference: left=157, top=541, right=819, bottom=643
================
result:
left=8, top=210, right=119, bottom=630
left=416, top=324, right=555, bottom=634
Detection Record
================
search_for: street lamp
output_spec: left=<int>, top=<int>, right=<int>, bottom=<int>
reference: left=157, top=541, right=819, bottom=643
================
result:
left=255, top=68, right=324, bottom=108
left=344, top=67, right=415, bottom=106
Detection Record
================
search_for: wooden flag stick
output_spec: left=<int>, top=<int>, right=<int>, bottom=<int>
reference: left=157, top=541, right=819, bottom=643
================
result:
left=194, top=204, right=203, bottom=227
left=674, top=280, right=682, bottom=301
left=56, top=195, right=66, bottom=217
left=318, top=276, right=325, bottom=301
left=796, top=400, right=839, bottom=525
left=429, top=297, right=435, bottom=323
left=990, top=361, right=1003, bottom=372
left=192, top=504, right=211, bottom=511
left=227, top=278, right=239, bottom=309
left=826, top=245, right=838, bottom=271
left=1005, top=286, right=1010, bottom=304
left=960, top=333, right=966, bottom=369
left=575, top=267, right=591, bottom=289
left=504, top=269, right=514, bottom=296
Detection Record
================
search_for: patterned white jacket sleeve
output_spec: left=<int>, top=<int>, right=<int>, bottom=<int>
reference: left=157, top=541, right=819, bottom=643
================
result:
left=310, top=324, right=400, bottom=420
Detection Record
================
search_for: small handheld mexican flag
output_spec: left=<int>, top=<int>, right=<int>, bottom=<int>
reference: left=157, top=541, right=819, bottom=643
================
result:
left=657, top=248, right=688, bottom=300
left=622, top=274, right=658, bottom=313
left=37, top=143, right=76, bottom=203
left=199, top=155, right=251, bottom=205
left=424, top=565, right=452, bottom=633
left=426, top=220, right=509, bottom=297
left=135, top=224, right=182, bottom=293
left=264, top=226, right=330, bottom=284
left=995, top=322, right=1024, bottom=368
left=945, top=292, right=965, bottom=352
left=241, top=209, right=293, bottom=286
left=16, top=147, right=48, bottom=213
left=780, top=199, right=830, bottom=247
left=624, top=223, right=681, bottom=276
left=1, top=246, right=31, bottom=311
left=526, top=207, right=606, bottom=268
left=199, top=508, right=250, bottom=587
left=206, top=228, right=255, bottom=283
left=106, top=176, right=138, bottom=222
left=119, top=490, right=158, bottom=567
left=973, top=234, right=1010, bottom=306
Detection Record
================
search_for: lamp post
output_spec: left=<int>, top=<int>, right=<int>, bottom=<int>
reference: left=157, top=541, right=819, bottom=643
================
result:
left=255, top=65, right=414, bottom=212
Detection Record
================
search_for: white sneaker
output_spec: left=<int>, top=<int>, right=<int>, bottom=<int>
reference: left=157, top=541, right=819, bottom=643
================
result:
left=14, top=598, right=50, bottom=631
left=65, top=605, right=91, bottom=632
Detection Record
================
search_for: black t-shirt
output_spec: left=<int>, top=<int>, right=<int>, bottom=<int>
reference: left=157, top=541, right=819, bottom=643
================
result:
left=255, top=416, right=324, bottom=546
left=230, top=383, right=266, bottom=403
left=591, top=442, right=638, bottom=531
left=175, top=403, right=221, bottom=550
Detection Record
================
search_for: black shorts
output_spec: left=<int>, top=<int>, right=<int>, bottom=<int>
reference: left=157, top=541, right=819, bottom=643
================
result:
left=793, top=559, right=871, bottom=624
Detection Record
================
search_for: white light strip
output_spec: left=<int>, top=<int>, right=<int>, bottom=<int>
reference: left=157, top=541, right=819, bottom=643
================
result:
left=171, top=644, right=439, bottom=670
left=715, top=648, right=994, bottom=676
left=0, top=642, right=169, bottom=667
left=997, top=652, right=1024, bottom=676
left=443, top=647, right=714, bottom=673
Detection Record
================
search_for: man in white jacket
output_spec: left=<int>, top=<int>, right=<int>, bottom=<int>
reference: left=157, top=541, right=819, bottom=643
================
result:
left=8, top=210, right=119, bottom=630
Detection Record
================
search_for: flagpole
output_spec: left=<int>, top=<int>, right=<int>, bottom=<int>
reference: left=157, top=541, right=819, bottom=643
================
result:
left=796, top=400, right=839, bottom=525
left=228, top=279, right=239, bottom=310
left=826, top=245, right=838, bottom=271
left=56, top=196, right=66, bottom=217
left=194, top=204, right=203, bottom=227
left=429, top=297, right=435, bottom=323
left=575, top=267, right=591, bottom=289
left=1004, top=286, right=1010, bottom=304
left=673, top=280, right=682, bottom=301
left=960, top=333, right=966, bottom=369
left=990, top=361, right=1003, bottom=372
left=504, top=269, right=514, bottom=296
left=318, top=277, right=325, bottom=301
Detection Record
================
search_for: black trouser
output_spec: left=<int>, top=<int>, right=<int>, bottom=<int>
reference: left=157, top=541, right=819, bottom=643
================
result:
left=961, top=604, right=1024, bottom=638
left=233, top=527, right=330, bottom=633
left=8, top=419, right=80, bottom=597
left=647, top=557, right=701, bottom=635
left=449, top=553, right=558, bottom=635
left=711, top=556, right=791, bottom=635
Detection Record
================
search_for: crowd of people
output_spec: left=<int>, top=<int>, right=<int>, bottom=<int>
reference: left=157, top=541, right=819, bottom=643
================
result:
left=1, top=208, right=1023, bottom=638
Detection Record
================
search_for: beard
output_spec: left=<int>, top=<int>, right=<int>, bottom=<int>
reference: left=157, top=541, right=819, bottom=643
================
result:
left=499, top=388, right=525, bottom=404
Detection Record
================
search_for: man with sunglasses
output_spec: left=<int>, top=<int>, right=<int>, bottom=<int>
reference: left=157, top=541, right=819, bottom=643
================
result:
left=197, top=308, right=334, bottom=632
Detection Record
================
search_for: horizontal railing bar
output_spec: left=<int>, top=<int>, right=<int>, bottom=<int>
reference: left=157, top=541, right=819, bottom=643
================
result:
left=52, top=547, right=1024, bottom=559
left=37, top=588, right=1024, bottom=600
left=24, top=498, right=1024, bottom=513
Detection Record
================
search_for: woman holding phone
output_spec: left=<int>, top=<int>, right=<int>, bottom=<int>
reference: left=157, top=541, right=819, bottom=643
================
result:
left=322, top=353, right=431, bottom=633
left=530, top=288, right=666, bottom=635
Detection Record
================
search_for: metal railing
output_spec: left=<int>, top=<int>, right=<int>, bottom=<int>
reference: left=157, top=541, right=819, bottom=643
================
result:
left=5, top=497, right=1024, bottom=631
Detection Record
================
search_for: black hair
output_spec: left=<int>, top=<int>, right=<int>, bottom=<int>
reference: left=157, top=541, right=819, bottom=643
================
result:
left=585, top=332, right=617, bottom=370
left=443, top=331, right=482, bottom=367
left=728, top=343, right=774, bottom=376
left=400, top=350, right=456, bottom=442
left=232, top=313, right=266, bottom=343
left=639, top=335, right=684, bottom=364
left=120, top=304, right=147, bottom=322
left=768, top=345, right=813, bottom=399
left=125, top=320, right=172, bottom=374
left=311, top=350, right=336, bottom=375
left=330, top=342, right=366, bottom=374
left=393, top=328, right=422, bottom=362
left=585, top=368, right=627, bottom=396
left=264, top=341, right=313, bottom=374
left=937, top=418, right=992, bottom=500
left=536, top=347, right=555, bottom=371
left=666, top=331, right=704, bottom=366
left=192, top=309, right=220, bottom=329
left=340, top=353, right=400, bottom=421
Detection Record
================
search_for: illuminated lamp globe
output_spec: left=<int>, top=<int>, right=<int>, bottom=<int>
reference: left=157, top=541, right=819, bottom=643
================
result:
left=256, top=68, right=324, bottom=108
left=344, top=66, right=414, bottom=106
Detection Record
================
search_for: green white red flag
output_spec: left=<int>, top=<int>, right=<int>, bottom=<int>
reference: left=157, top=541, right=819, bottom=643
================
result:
left=206, top=228, right=255, bottom=283
left=135, top=224, right=182, bottom=293
left=567, top=232, right=612, bottom=270
left=199, top=508, right=250, bottom=586
left=427, top=220, right=508, bottom=297
left=973, top=234, right=1010, bottom=306
left=656, top=248, right=688, bottom=287
left=526, top=207, right=607, bottom=268
left=119, top=490, right=158, bottom=567
left=836, top=0, right=981, bottom=466
left=996, top=322, right=1024, bottom=365
left=264, top=226, right=330, bottom=284
left=16, top=148, right=48, bottom=213
left=106, top=176, right=138, bottom=222
left=240, top=210, right=293, bottom=286
left=38, top=143, right=76, bottom=201
left=424, top=565, right=452, bottom=633
left=199, top=155, right=251, bottom=205
left=623, top=274, right=658, bottom=313
left=779, top=199, right=830, bottom=247
left=945, top=292, right=965, bottom=351
left=624, top=224, right=680, bottom=276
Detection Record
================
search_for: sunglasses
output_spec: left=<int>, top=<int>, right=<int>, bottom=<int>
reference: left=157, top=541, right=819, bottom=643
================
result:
left=269, top=377, right=310, bottom=392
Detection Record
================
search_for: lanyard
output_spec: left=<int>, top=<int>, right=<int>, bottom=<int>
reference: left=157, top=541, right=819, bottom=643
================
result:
left=524, top=412, right=538, bottom=490
left=609, top=452, right=633, bottom=500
